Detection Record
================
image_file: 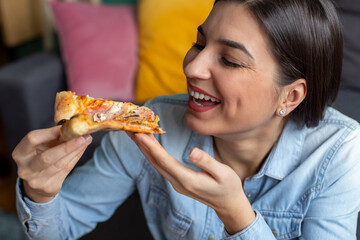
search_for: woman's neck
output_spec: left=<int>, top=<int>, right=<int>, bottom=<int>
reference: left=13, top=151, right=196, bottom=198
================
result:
left=213, top=119, right=286, bottom=181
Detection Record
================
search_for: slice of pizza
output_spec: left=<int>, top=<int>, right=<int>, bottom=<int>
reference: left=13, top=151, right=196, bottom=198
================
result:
left=54, top=91, right=165, bottom=141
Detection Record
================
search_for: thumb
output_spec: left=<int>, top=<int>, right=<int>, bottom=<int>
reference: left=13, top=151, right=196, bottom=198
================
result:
left=189, top=148, right=223, bottom=180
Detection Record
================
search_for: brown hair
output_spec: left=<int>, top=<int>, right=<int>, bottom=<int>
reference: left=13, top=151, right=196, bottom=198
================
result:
left=214, top=0, right=343, bottom=127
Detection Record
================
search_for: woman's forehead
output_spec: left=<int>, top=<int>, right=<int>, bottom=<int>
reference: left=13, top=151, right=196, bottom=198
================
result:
left=204, top=3, right=263, bottom=41
left=203, top=2, right=273, bottom=60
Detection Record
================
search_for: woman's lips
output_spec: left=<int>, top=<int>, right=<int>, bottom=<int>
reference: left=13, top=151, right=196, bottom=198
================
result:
left=187, top=82, right=220, bottom=101
left=187, top=83, right=221, bottom=112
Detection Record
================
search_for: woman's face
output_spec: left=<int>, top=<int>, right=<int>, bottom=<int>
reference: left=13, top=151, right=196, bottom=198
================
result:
left=183, top=2, right=282, bottom=138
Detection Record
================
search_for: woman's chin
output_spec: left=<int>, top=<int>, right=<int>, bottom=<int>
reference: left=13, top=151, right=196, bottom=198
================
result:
left=184, top=110, right=214, bottom=135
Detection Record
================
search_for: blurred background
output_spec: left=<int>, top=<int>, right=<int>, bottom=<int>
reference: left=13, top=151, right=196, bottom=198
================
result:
left=0, top=0, right=46, bottom=239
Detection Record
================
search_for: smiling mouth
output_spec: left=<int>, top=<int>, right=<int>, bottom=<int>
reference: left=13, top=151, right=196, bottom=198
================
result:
left=188, top=88, right=221, bottom=107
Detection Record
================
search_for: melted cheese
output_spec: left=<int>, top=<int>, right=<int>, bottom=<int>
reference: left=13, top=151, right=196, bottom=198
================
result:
left=106, top=102, right=123, bottom=115
left=94, top=113, right=106, bottom=122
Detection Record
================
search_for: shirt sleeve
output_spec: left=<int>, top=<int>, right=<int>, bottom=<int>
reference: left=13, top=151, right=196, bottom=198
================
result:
left=221, top=210, right=276, bottom=240
left=16, top=178, right=63, bottom=240
left=16, top=131, right=146, bottom=239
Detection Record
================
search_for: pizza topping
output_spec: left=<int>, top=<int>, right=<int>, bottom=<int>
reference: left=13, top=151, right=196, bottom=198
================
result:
left=104, top=102, right=128, bottom=120
left=137, top=106, right=156, bottom=121
left=94, top=113, right=107, bottom=122
left=88, top=102, right=156, bottom=123
left=119, top=106, right=155, bottom=122
left=54, top=91, right=165, bottom=139
left=83, top=102, right=112, bottom=116
left=123, top=109, right=140, bottom=118
left=106, top=102, right=124, bottom=115
left=63, top=92, right=157, bottom=123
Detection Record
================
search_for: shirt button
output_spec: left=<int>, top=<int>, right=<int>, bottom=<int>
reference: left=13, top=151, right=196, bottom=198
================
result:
left=247, top=193, right=252, bottom=198
left=272, top=230, right=277, bottom=236
left=208, top=235, right=215, bottom=240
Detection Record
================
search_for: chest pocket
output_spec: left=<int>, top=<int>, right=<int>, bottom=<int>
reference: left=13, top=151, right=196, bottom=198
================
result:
left=147, top=186, right=192, bottom=239
left=260, top=211, right=303, bottom=240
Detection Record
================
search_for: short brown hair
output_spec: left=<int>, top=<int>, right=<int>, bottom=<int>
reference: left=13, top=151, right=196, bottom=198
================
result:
left=214, top=0, right=343, bottom=127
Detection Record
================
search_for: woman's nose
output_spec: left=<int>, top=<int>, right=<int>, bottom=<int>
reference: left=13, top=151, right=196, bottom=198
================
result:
left=183, top=50, right=212, bottom=80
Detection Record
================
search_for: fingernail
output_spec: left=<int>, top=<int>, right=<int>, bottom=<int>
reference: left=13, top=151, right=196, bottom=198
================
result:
left=190, top=148, right=202, bottom=162
left=75, top=135, right=92, bottom=146
left=83, top=135, right=92, bottom=142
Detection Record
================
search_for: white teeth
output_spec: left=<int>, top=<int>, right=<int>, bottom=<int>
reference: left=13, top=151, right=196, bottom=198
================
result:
left=194, top=92, right=200, bottom=99
left=188, top=88, right=220, bottom=103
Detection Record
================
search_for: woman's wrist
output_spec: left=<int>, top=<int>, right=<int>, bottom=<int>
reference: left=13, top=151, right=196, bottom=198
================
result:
left=215, top=193, right=256, bottom=235
left=22, top=180, right=55, bottom=203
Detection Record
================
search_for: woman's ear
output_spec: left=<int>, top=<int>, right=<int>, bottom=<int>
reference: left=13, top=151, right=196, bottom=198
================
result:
left=277, top=79, right=307, bottom=117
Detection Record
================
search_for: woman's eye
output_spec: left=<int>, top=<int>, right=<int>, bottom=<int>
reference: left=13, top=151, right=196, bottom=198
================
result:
left=192, top=43, right=205, bottom=51
left=221, top=57, right=241, bottom=68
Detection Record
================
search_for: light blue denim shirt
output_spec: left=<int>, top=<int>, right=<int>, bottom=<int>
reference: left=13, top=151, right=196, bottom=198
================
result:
left=16, top=94, right=360, bottom=240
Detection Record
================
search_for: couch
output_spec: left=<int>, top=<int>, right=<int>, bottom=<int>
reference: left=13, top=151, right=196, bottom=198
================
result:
left=332, top=0, right=360, bottom=124
left=332, top=2, right=360, bottom=238
left=0, top=0, right=359, bottom=239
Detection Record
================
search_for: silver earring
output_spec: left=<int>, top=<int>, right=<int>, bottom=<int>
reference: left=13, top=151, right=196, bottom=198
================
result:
left=279, top=109, right=286, bottom=116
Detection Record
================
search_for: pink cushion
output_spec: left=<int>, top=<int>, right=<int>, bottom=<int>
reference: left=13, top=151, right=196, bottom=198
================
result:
left=50, top=1, right=137, bottom=101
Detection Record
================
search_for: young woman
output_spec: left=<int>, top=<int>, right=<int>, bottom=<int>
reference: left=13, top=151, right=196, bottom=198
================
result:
left=13, top=0, right=360, bottom=239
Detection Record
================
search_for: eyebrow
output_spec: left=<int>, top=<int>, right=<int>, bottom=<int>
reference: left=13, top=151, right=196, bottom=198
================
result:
left=197, top=25, right=254, bottom=60
left=218, top=39, right=254, bottom=60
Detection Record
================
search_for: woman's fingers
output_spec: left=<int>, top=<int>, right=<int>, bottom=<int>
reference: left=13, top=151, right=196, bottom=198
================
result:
left=56, top=143, right=89, bottom=172
left=136, top=134, right=227, bottom=183
left=39, top=135, right=91, bottom=167
left=189, top=148, right=229, bottom=181
left=14, top=127, right=92, bottom=184
left=128, top=132, right=245, bottom=214
left=131, top=133, right=239, bottom=183
left=12, top=126, right=93, bottom=203
left=14, top=126, right=62, bottom=156
left=130, top=133, right=193, bottom=182
left=22, top=142, right=90, bottom=203
left=17, top=135, right=91, bottom=178
left=129, top=133, right=227, bottom=193
left=27, top=144, right=88, bottom=191
left=53, top=141, right=89, bottom=173
left=31, top=136, right=91, bottom=178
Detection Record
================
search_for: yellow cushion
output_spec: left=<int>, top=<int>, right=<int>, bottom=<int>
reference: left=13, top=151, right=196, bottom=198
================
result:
left=135, top=0, right=213, bottom=102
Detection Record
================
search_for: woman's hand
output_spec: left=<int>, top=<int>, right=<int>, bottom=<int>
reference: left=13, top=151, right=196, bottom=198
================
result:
left=12, top=126, right=92, bottom=203
left=128, top=132, right=255, bottom=234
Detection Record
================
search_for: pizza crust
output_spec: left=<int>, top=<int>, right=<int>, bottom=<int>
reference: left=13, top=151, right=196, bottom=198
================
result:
left=54, top=91, right=79, bottom=125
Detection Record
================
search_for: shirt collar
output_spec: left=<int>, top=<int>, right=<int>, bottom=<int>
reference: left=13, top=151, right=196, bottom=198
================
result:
left=255, top=121, right=306, bottom=180
left=182, top=131, right=214, bottom=171
left=182, top=120, right=306, bottom=181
